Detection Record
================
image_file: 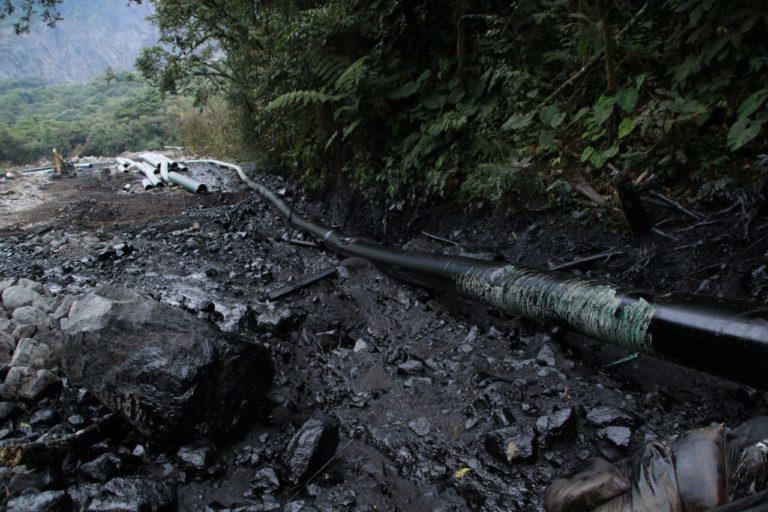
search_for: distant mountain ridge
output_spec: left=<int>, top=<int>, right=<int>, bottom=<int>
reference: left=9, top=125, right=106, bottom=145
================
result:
left=0, top=0, right=157, bottom=84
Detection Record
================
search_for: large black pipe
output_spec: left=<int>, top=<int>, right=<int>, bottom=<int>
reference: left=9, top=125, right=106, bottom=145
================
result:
left=188, top=159, right=768, bottom=390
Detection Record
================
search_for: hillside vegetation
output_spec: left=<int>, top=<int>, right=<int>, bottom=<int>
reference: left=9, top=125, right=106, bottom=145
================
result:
left=137, top=0, right=768, bottom=207
left=0, top=72, right=187, bottom=165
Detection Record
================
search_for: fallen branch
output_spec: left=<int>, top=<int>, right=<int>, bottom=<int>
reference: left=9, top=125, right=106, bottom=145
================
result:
left=268, top=266, right=338, bottom=300
left=549, top=249, right=623, bottom=271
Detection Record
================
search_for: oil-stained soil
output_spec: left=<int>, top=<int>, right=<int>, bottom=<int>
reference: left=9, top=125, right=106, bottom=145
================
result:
left=0, top=162, right=767, bottom=511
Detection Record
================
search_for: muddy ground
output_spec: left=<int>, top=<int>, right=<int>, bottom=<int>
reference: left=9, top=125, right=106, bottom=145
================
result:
left=0, top=162, right=767, bottom=511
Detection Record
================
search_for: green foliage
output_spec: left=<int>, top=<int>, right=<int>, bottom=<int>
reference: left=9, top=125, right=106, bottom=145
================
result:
left=143, top=0, right=768, bottom=207
left=0, top=71, right=186, bottom=165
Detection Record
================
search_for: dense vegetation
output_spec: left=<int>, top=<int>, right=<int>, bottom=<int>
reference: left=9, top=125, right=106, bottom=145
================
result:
left=0, top=72, right=186, bottom=165
left=133, top=0, right=768, bottom=207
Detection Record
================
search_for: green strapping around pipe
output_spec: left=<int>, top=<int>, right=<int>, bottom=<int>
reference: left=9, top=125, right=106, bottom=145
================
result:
left=455, top=266, right=655, bottom=354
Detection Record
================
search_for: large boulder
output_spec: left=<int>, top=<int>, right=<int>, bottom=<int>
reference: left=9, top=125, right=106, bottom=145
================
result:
left=62, top=287, right=273, bottom=445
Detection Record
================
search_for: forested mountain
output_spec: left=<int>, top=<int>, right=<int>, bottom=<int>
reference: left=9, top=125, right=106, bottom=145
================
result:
left=0, top=0, right=156, bottom=84
left=0, top=72, right=187, bottom=165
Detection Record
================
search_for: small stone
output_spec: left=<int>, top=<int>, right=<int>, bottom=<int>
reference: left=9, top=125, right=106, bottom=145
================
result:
left=17, top=278, right=44, bottom=294
left=19, top=369, right=61, bottom=401
left=256, top=308, right=295, bottom=333
left=353, top=339, right=369, bottom=353
left=0, top=401, right=19, bottom=421
left=537, top=407, right=576, bottom=438
left=2, top=286, right=51, bottom=313
left=408, top=416, right=431, bottom=437
left=536, top=344, right=556, bottom=366
left=30, top=408, right=57, bottom=426
left=81, top=453, right=123, bottom=482
left=87, top=477, right=176, bottom=511
left=10, top=337, right=55, bottom=369
left=251, top=467, right=280, bottom=492
left=458, top=343, right=473, bottom=353
left=586, top=406, right=635, bottom=427
left=397, top=360, right=423, bottom=375
left=284, top=419, right=339, bottom=484
left=598, top=426, right=632, bottom=448
left=12, top=306, right=53, bottom=330
left=177, top=445, right=211, bottom=471
left=68, top=483, right=100, bottom=512
left=7, top=490, right=70, bottom=512
left=51, top=295, right=76, bottom=321
left=485, top=424, right=537, bottom=463
left=68, top=414, right=86, bottom=427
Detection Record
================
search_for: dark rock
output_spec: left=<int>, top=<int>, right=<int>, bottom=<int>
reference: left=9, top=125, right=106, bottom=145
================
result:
left=251, top=467, right=280, bottom=492
left=485, top=424, right=537, bottom=463
left=256, top=308, right=296, bottom=333
left=10, top=337, right=56, bottom=369
left=397, top=360, right=424, bottom=375
left=598, top=426, right=632, bottom=448
left=7, top=468, right=58, bottom=493
left=537, top=407, right=576, bottom=438
left=284, top=419, right=339, bottom=484
left=81, top=453, right=123, bottom=482
left=408, top=416, right=431, bottom=437
left=7, top=490, right=70, bottom=512
left=19, top=369, right=61, bottom=401
left=177, top=446, right=211, bottom=471
left=535, top=344, right=557, bottom=366
left=62, top=287, right=273, bottom=444
left=585, top=406, right=635, bottom=427
left=0, top=400, right=20, bottom=421
left=29, top=408, right=57, bottom=426
left=68, top=483, right=101, bottom=512
left=87, top=477, right=176, bottom=512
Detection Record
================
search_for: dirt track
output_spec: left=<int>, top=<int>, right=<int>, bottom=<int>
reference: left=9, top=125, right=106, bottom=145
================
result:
left=1, top=163, right=767, bottom=510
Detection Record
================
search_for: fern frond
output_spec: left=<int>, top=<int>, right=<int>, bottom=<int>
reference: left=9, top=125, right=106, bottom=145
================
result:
left=334, top=56, right=370, bottom=94
left=266, top=90, right=339, bottom=111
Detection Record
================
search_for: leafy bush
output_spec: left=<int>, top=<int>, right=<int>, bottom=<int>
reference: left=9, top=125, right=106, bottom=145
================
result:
left=141, top=0, right=768, bottom=207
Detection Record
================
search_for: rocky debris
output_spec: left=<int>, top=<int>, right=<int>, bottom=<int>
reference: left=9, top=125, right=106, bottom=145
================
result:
left=2, top=367, right=61, bottom=401
left=30, top=408, right=57, bottom=426
left=283, top=419, right=339, bottom=484
left=10, top=337, right=56, bottom=369
left=598, top=426, right=632, bottom=448
left=17, top=278, right=44, bottom=294
left=176, top=446, right=211, bottom=473
left=62, top=286, right=273, bottom=444
left=537, top=407, right=576, bottom=439
left=585, top=406, right=636, bottom=427
left=397, top=359, right=424, bottom=375
left=408, top=416, right=431, bottom=437
left=256, top=308, right=297, bottom=333
left=7, top=489, right=71, bottom=512
left=81, top=453, right=123, bottom=483
left=2, top=286, right=51, bottom=313
left=87, top=477, right=177, bottom=512
left=535, top=343, right=557, bottom=366
left=0, top=401, right=20, bottom=421
left=485, top=424, right=537, bottom=463
left=250, top=467, right=280, bottom=493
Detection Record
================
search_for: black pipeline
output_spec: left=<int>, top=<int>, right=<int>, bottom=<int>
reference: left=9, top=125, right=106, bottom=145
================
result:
left=190, top=159, right=768, bottom=390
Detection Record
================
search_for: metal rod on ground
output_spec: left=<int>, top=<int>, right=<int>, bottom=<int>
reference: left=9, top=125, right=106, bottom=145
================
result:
left=185, top=159, right=768, bottom=390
